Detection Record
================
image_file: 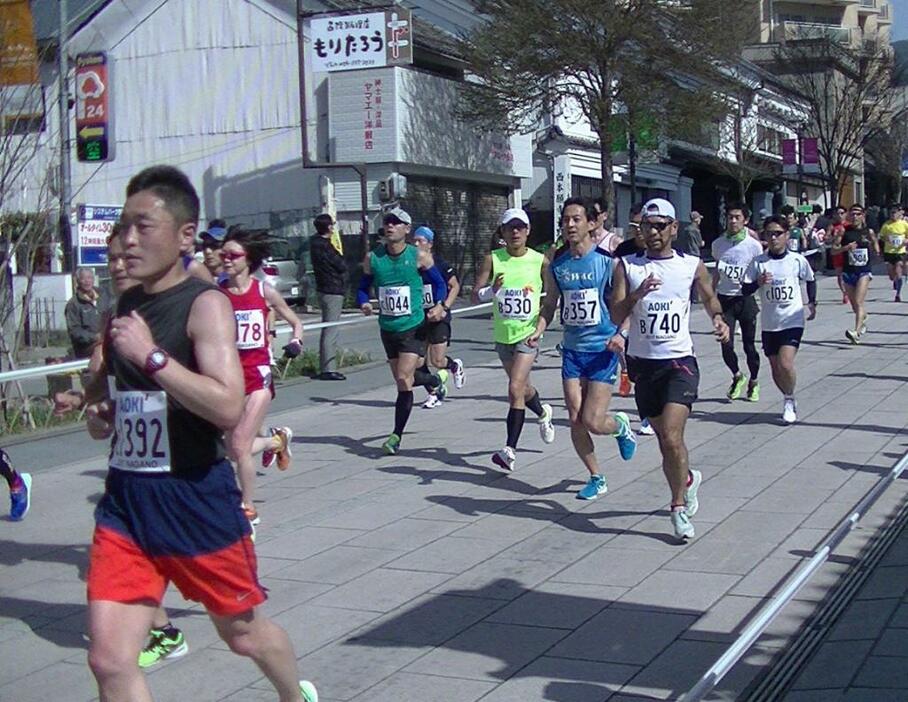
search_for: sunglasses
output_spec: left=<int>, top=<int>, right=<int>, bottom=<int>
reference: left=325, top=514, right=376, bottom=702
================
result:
left=764, top=229, right=786, bottom=237
left=383, top=217, right=405, bottom=226
left=219, top=251, right=246, bottom=261
left=643, top=220, right=673, bottom=232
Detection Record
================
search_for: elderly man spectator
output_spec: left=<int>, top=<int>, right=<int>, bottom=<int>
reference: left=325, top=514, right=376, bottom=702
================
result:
left=311, top=213, right=348, bottom=380
left=65, top=267, right=103, bottom=358
left=677, top=210, right=704, bottom=257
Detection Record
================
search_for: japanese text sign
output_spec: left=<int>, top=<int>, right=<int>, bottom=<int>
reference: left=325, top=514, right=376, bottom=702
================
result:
left=309, top=9, right=412, bottom=73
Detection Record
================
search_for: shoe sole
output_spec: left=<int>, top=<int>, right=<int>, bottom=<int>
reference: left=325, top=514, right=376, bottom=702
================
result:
left=576, top=486, right=607, bottom=500
left=11, top=473, right=32, bottom=521
left=277, top=428, right=293, bottom=470
left=453, top=360, right=465, bottom=389
left=491, top=454, right=514, bottom=472
left=300, top=680, right=319, bottom=702
left=684, top=470, right=702, bottom=517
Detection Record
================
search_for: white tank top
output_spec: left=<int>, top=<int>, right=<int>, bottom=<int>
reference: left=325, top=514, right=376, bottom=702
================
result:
left=623, top=252, right=700, bottom=359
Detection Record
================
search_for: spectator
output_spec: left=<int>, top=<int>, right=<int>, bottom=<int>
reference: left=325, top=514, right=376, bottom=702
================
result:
left=64, top=267, right=103, bottom=358
left=677, top=210, right=703, bottom=257
left=310, top=213, right=347, bottom=380
left=198, top=222, right=227, bottom=280
left=592, top=197, right=621, bottom=254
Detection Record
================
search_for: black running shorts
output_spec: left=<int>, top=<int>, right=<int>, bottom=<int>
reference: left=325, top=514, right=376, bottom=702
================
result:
left=627, top=355, right=700, bottom=419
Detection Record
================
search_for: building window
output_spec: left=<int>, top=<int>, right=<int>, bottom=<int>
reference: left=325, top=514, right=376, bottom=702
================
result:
left=756, top=124, right=784, bottom=156
left=1, top=84, right=46, bottom=136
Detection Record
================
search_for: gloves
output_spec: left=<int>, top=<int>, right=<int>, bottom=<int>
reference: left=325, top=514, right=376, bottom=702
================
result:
left=283, top=338, right=303, bottom=358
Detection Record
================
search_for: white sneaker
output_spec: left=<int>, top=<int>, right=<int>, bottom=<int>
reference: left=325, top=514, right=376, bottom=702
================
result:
left=683, top=469, right=702, bottom=517
left=538, top=403, right=556, bottom=444
left=452, top=358, right=465, bottom=388
left=671, top=509, right=695, bottom=540
left=782, top=399, right=797, bottom=424
left=638, top=418, right=655, bottom=435
left=422, top=393, right=442, bottom=409
left=492, top=446, right=516, bottom=472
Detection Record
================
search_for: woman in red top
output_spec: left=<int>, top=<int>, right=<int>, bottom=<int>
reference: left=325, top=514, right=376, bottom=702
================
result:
left=828, top=208, right=848, bottom=303
left=220, top=228, right=304, bottom=527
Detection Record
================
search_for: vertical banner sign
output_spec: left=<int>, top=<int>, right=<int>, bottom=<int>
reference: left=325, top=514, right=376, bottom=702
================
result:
left=0, top=0, right=39, bottom=85
left=77, top=204, right=122, bottom=266
left=309, top=9, right=413, bottom=72
left=781, top=138, right=797, bottom=175
left=75, top=52, right=113, bottom=162
left=553, top=155, right=571, bottom=241
left=801, top=137, right=820, bottom=175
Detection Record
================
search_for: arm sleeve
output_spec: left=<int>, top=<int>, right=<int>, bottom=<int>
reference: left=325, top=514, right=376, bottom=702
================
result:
left=740, top=281, right=760, bottom=297
left=355, top=273, right=374, bottom=306
left=806, top=280, right=817, bottom=305
left=424, top=265, right=447, bottom=303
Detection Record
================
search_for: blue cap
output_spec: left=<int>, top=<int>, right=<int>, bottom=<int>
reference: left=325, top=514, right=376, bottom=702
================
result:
left=206, top=226, right=227, bottom=241
left=413, top=226, right=434, bottom=242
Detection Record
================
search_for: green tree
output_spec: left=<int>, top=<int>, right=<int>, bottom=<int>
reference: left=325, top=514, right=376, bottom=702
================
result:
left=459, top=0, right=759, bottom=223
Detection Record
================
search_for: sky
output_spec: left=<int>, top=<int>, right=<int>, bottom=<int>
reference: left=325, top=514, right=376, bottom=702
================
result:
left=893, top=0, right=908, bottom=42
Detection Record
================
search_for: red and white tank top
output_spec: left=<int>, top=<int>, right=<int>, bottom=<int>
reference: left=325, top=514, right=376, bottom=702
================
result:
left=220, top=279, right=271, bottom=368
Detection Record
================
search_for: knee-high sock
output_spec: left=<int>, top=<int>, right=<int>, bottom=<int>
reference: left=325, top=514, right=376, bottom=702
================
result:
left=394, top=391, right=414, bottom=436
left=526, top=390, right=544, bottom=417
left=506, top=408, right=526, bottom=449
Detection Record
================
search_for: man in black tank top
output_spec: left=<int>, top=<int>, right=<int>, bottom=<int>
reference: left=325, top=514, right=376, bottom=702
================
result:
left=83, top=166, right=316, bottom=701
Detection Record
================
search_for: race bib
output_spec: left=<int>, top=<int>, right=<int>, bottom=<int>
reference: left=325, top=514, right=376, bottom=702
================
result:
left=379, top=286, right=412, bottom=317
left=718, top=260, right=745, bottom=284
left=496, top=288, right=534, bottom=320
left=561, top=288, right=602, bottom=327
left=890, top=236, right=904, bottom=249
left=234, top=309, right=266, bottom=350
left=638, top=298, right=685, bottom=341
left=764, top=277, right=797, bottom=305
left=422, top=283, right=434, bottom=309
left=849, top=248, right=869, bottom=267
left=110, top=390, right=171, bottom=473
left=787, top=238, right=799, bottom=252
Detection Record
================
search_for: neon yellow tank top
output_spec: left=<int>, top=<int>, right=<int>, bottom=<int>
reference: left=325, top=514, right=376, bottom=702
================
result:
left=490, top=248, right=544, bottom=344
left=881, top=220, right=908, bottom=254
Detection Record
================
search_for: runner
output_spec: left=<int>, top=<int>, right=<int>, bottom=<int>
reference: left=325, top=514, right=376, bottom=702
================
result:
left=83, top=165, right=316, bottom=701
left=742, top=215, right=817, bottom=424
left=1, top=448, right=30, bottom=521
left=412, top=226, right=465, bottom=408
left=833, top=204, right=879, bottom=344
left=828, top=207, right=849, bottom=304
left=610, top=198, right=730, bottom=540
left=712, top=201, right=764, bottom=402
left=473, top=207, right=556, bottom=471
left=879, top=203, right=908, bottom=302
left=530, top=198, right=637, bottom=499
left=357, top=207, right=450, bottom=455
left=219, top=227, right=301, bottom=527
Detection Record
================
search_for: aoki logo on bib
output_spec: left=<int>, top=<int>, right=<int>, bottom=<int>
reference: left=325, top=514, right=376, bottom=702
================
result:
left=379, top=286, right=412, bottom=316
left=110, top=390, right=171, bottom=472
left=561, top=288, right=601, bottom=327
left=497, top=288, right=534, bottom=320
left=848, top=248, right=869, bottom=267
left=639, top=298, right=684, bottom=341
left=235, top=309, right=266, bottom=350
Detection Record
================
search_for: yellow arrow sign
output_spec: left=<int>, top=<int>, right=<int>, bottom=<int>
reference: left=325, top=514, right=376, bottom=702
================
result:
left=79, top=125, right=104, bottom=139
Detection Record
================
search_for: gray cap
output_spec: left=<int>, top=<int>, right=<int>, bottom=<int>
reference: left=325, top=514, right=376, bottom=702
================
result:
left=384, top=207, right=412, bottom=225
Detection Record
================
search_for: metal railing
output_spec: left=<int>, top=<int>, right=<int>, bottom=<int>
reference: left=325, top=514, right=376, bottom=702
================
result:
left=681, top=448, right=908, bottom=701
left=0, top=300, right=496, bottom=385
left=779, top=21, right=853, bottom=44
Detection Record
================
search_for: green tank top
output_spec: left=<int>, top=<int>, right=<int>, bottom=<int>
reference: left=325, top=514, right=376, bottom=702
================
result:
left=490, top=247, right=544, bottom=344
left=370, top=243, right=425, bottom=332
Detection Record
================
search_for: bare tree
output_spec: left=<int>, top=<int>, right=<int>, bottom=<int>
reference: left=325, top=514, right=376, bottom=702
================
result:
left=772, top=37, right=900, bottom=208
left=459, top=0, right=759, bottom=223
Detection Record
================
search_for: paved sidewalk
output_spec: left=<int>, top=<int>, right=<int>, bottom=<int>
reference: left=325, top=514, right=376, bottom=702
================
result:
left=2, top=274, right=908, bottom=701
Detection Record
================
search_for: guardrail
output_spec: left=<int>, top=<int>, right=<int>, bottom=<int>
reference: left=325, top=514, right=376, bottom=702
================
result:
left=681, top=448, right=908, bottom=701
left=0, top=300, right=496, bottom=385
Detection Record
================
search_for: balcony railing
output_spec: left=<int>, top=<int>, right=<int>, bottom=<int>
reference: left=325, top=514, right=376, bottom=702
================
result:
left=859, top=0, right=877, bottom=9
left=778, top=21, right=853, bottom=44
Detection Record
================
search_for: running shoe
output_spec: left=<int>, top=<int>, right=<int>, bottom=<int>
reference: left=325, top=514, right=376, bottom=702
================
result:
left=274, top=427, right=293, bottom=470
left=745, top=381, right=760, bottom=402
left=382, top=433, right=401, bottom=455
left=261, top=427, right=277, bottom=469
left=299, top=680, right=319, bottom=702
left=618, top=372, right=632, bottom=397
left=577, top=474, right=607, bottom=500
left=613, top=412, right=637, bottom=461
left=538, top=403, right=556, bottom=444
left=436, top=369, right=449, bottom=400
left=782, top=399, right=797, bottom=425
left=845, top=329, right=860, bottom=345
left=9, top=473, right=31, bottom=521
left=896, top=294, right=901, bottom=303
left=243, top=504, right=260, bottom=526
left=860, top=316, right=868, bottom=335
left=492, top=446, right=516, bottom=472
left=138, top=628, right=188, bottom=668
left=727, top=374, right=746, bottom=400
left=671, top=509, right=695, bottom=541
left=452, top=358, right=465, bottom=388
left=638, top=418, right=655, bottom=436
left=684, top=469, right=702, bottom=517
left=422, top=393, right=442, bottom=409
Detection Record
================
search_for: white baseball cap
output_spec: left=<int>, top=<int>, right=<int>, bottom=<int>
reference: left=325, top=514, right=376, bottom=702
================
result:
left=500, top=208, right=530, bottom=226
left=642, top=198, right=676, bottom=220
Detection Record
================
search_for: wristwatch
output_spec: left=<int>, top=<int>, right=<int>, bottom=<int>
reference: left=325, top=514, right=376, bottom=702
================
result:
left=442, top=303, right=451, bottom=312
left=144, top=347, right=169, bottom=375
left=618, top=329, right=628, bottom=340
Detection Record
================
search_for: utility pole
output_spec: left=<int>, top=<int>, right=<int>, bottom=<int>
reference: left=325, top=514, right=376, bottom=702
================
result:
left=628, top=131, right=637, bottom=208
left=58, top=0, right=72, bottom=272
